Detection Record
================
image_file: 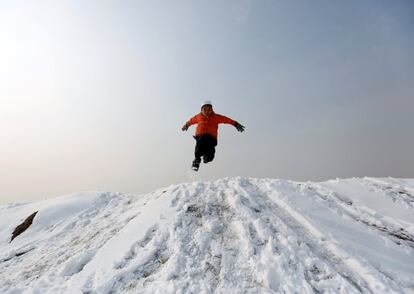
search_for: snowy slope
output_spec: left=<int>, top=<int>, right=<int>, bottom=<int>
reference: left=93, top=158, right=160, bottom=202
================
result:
left=1, top=177, right=413, bottom=293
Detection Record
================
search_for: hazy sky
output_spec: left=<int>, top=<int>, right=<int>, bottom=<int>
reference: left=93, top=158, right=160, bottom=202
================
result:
left=1, top=0, right=413, bottom=204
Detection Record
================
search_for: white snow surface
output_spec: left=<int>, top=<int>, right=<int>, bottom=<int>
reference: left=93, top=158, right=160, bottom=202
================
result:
left=1, top=177, right=414, bottom=293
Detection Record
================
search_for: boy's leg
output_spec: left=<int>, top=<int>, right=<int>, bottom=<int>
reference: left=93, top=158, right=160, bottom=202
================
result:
left=193, top=134, right=217, bottom=167
left=203, top=135, right=217, bottom=163
left=193, top=136, right=204, bottom=161
left=192, top=136, right=203, bottom=170
left=192, top=158, right=201, bottom=170
left=203, top=148, right=215, bottom=163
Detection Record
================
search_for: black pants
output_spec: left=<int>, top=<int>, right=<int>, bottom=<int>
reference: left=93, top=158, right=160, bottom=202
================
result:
left=194, top=134, right=218, bottom=163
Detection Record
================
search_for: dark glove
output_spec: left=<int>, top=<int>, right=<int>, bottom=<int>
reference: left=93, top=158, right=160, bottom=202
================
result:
left=181, top=123, right=189, bottom=131
left=234, top=122, right=245, bottom=132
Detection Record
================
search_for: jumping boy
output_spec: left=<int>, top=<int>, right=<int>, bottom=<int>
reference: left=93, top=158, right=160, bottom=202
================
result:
left=181, top=101, right=245, bottom=171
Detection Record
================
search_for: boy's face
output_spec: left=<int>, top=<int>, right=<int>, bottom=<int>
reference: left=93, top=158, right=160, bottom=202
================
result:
left=201, top=105, right=213, bottom=116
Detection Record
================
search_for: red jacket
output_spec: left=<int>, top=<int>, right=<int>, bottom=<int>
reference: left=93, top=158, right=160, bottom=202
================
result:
left=186, top=112, right=236, bottom=139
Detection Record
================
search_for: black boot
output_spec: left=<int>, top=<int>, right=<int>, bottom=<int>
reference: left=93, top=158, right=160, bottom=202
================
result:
left=203, top=154, right=215, bottom=163
left=192, top=158, right=201, bottom=171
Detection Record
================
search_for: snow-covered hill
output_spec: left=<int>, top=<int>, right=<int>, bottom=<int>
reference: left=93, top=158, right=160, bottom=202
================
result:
left=1, top=177, right=414, bottom=293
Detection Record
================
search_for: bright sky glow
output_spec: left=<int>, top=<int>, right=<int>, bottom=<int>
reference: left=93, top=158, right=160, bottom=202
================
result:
left=1, top=0, right=413, bottom=204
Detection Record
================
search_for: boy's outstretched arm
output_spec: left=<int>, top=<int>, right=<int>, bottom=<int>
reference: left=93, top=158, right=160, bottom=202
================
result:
left=181, top=115, right=199, bottom=131
left=215, top=114, right=245, bottom=132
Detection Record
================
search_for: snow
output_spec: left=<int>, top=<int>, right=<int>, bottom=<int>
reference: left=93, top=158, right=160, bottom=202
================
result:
left=1, top=177, right=413, bottom=293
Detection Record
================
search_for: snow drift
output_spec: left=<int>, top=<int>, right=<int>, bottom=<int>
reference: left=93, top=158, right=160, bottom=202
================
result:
left=1, top=177, right=414, bottom=293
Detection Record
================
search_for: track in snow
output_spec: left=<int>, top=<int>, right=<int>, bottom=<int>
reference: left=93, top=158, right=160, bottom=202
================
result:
left=1, top=177, right=413, bottom=293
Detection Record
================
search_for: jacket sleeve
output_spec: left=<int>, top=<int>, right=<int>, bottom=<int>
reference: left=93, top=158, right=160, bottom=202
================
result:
left=186, top=114, right=200, bottom=126
left=215, top=114, right=236, bottom=125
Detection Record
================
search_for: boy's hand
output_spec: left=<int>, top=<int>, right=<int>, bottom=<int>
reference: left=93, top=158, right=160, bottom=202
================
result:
left=234, top=122, right=245, bottom=132
left=181, top=123, right=189, bottom=131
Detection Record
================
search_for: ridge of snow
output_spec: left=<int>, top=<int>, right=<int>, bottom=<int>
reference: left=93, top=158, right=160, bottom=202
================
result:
left=1, top=177, right=413, bottom=293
